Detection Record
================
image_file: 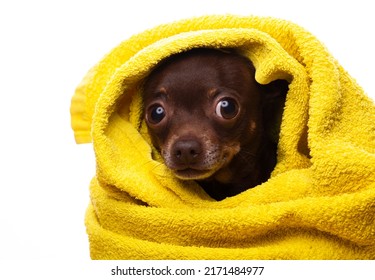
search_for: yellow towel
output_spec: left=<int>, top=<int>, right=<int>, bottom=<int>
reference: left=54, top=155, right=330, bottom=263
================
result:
left=70, top=15, right=375, bottom=259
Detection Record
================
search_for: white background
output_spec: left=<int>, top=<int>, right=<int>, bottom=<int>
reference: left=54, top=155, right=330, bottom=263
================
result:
left=0, top=0, right=374, bottom=276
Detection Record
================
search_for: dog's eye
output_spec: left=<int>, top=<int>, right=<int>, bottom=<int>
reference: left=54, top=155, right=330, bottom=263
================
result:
left=148, top=105, right=166, bottom=124
left=215, top=98, right=239, bottom=119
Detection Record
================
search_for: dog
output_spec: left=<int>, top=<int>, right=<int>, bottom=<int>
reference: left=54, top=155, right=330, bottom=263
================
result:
left=142, top=48, right=288, bottom=200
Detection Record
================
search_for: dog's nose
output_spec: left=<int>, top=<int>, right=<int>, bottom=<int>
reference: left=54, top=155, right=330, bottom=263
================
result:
left=172, top=139, right=202, bottom=164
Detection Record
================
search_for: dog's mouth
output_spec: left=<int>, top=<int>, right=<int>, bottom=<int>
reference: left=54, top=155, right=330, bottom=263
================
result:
left=170, top=152, right=233, bottom=180
left=174, top=168, right=215, bottom=180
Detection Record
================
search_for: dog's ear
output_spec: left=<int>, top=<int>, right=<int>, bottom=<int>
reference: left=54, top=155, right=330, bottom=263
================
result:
left=261, top=79, right=289, bottom=144
left=261, top=79, right=289, bottom=103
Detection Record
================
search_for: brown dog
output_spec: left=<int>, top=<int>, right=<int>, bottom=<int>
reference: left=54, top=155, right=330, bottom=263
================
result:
left=143, top=48, right=287, bottom=200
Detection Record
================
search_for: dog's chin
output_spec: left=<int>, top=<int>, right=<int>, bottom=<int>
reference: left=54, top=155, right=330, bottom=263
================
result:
left=174, top=168, right=217, bottom=180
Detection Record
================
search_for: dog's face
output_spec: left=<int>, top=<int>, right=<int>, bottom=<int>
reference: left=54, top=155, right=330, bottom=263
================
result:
left=143, top=49, right=271, bottom=184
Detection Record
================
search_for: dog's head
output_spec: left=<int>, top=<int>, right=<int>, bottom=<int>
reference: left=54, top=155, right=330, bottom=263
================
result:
left=143, top=48, right=286, bottom=184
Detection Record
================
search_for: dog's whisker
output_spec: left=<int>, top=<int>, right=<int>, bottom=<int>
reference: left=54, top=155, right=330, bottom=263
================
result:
left=135, top=158, right=165, bottom=175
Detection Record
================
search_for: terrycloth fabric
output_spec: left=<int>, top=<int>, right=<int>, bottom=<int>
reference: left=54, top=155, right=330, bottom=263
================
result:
left=70, top=15, right=375, bottom=259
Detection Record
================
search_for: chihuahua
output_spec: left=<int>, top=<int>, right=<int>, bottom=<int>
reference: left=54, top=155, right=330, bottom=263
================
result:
left=143, top=48, right=287, bottom=200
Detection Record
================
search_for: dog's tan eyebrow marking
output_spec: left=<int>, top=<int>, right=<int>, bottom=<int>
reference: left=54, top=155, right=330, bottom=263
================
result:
left=153, top=87, right=168, bottom=98
left=207, top=88, right=218, bottom=98
left=159, top=87, right=167, bottom=94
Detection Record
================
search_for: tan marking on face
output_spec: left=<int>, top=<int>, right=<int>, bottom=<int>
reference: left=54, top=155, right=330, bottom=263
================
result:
left=207, top=88, right=218, bottom=98
left=250, top=120, right=257, bottom=132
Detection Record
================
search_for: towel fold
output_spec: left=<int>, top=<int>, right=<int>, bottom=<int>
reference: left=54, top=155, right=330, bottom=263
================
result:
left=70, top=15, right=375, bottom=259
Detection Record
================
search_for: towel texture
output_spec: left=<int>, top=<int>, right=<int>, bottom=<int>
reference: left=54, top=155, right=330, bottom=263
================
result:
left=70, top=15, right=375, bottom=259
